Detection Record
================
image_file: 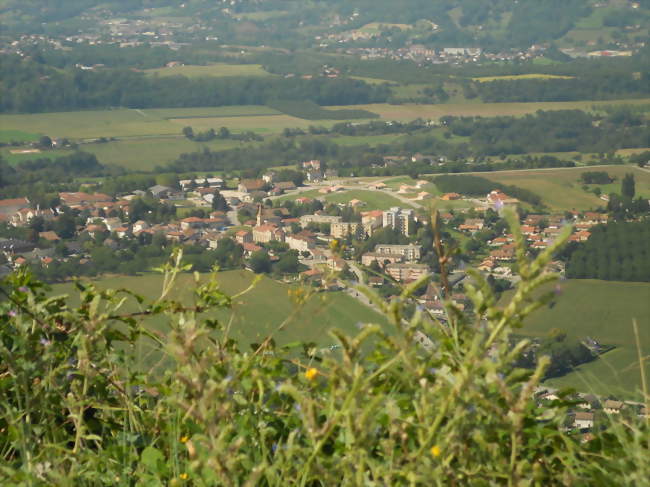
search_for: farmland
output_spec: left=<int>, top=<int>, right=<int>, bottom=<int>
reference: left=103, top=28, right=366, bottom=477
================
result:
left=478, top=165, right=650, bottom=211
left=508, top=279, right=650, bottom=398
left=49, top=270, right=389, bottom=348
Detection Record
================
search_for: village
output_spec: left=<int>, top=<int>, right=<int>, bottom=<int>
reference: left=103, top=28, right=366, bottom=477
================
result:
left=0, top=159, right=645, bottom=433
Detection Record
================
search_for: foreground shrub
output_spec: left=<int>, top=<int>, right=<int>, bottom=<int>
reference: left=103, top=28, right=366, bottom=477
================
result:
left=0, top=212, right=648, bottom=485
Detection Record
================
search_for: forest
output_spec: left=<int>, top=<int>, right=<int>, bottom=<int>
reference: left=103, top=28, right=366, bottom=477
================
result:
left=0, top=55, right=390, bottom=113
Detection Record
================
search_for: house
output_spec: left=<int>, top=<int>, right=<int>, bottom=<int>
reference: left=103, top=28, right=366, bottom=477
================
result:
left=573, top=412, right=594, bottom=430
left=235, top=230, right=253, bottom=244
left=327, top=256, right=347, bottom=272
left=603, top=400, right=624, bottom=414
left=59, top=192, right=112, bottom=207
left=39, top=231, right=60, bottom=242
left=306, top=169, right=323, bottom=183
left=242, top=242, right=263, bottom=257
left=238, top=179, right=266, bottom=194
left=490, top=247, right=515, bottom=261
left=486, top=190, right=518, bottom=209
left=0, top=197, right=30, bottom=216
left=302, top=160, right=321, bottom=171
left=274, top=181, right=296, bottom=192
left=361, top=252, right=403, bottom=267
left=361, top=210, right=384, bottom=228
left=285, top=234, right=315, bottom=253
left=148, top=185, right=177, bottom=200
left=441, top=193, right=461, bottom=201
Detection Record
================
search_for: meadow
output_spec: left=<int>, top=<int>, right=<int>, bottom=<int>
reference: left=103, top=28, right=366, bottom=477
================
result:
left=472, top=74, right=575, bottom=82
left=508, top=279, right=650, bottom=398
left=478, top=165, right=650, bottom=211
left=49, top=270, right=388, bottom=348
left=144, top=63, right=274, bottom=78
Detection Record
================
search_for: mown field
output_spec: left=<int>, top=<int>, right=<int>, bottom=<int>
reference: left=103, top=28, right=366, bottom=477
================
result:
left=479, top=165, right=650, bottom=211
left=507, top=279, right=650, bottom=399
left=277, top=188, right=413, bottom=210
left=144, top=63, right=274, bottom=78
left=338, top=99, right=650, bottom=120
left=49, top=270, right=389, bottom=348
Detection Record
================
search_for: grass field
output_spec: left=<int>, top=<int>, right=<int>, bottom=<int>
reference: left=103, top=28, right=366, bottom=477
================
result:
left=330, top=134, right=404, bottom=147
left=478, top=165, right=650, bottom=211
left=144, top=63, right=273, bottom=78
left=79, top=137, right=251, bottom=170
left=0, top=129, right=40, bottom=143
left=278, top=188, right=412, bottom=210
left=505, top=279, right=650, bottom=398
left=4, top=99, right=650, bottom=142
left=472, top=74, right=575, bottom=82
left=336, top=99, right=650, bottom=120
left=49, top=270, right=389, bottom=348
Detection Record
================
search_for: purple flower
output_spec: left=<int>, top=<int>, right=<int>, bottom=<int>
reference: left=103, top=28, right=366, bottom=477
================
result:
left=18, top=286, right=28, bottom=293
left=294, top=403, right=301, bottom=413
left=39, top=338, right=51, bottom=347
left=8, top=310, right=17, bottom=318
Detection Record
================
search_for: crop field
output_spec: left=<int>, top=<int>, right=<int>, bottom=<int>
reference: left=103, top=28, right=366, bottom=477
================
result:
left=144, top=63, right=274, bottom=78
left=506, top=279, right=650, bottom=398
left=479, top=165, right=650, bottom=211
left=472, top=74, right=575, bottom=82
left=49, top=270, right=389, bottom=349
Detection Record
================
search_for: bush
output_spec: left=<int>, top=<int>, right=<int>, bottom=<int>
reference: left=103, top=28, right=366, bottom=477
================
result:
left=0, top=213, right=648, bottom=484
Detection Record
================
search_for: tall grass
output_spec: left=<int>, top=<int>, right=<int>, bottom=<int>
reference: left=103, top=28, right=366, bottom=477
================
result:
left=0, top=210, right=648, bottom=485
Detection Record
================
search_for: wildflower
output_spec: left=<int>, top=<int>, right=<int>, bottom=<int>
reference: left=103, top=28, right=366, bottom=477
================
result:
left=180, top=436, right=189, bottom=444
left=18, top=286, right=28, bottom=293
left=304, top=368, right=318, bottom=381
left=430, top=445, right=441, bottom=458
left=39, top=337, right=51, bottom=347
left=179, top=473, right=188, bottom=480
left=8, top=310, right=17, bottom=318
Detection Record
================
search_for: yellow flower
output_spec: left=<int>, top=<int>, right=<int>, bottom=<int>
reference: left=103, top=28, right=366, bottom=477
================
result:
left=180, top=473, right=189, bottom=480
left=431, top=445, right=441, bottom=458
left=304, top=368, right=319, bottom=381
left=180, top=436, right=189, bottom=444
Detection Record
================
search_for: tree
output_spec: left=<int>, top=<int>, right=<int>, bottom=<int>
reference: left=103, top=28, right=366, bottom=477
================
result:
left=38, top=135, right=52, bottom=148
left=621, top=173, right=635, bottom=199
left=212, top=190, right=230, bottom=211
left=53, top=212, right=77, bottom=239
left=249, top=250, right=272, bottom=274
left=182, top=126, right=194, bottom=139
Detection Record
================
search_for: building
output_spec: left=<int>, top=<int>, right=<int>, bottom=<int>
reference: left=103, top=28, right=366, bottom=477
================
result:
left=603, top=400, right=624, bottom=414
left=361, top=210, right=384, bottom=228
left=385, top=263, right=429, bottom=282
left=374, top=244, right=421, bottom=261
left=573, top=412, right=594, bottom=430
left=285, top=234, right=314, bottom=253
left=238, top=179, right=266, bottom=194
left=235, top=230, right=253, bottom=244
left=299, top=214, right=342, bottom=228
left=252, top=224, right=285, bottom=244
left=0, top=197, right=30, bottom=216
left=382, top=207, right=414, bottom=236
left=330, top=222, right=369, bottom=239
left=361, top=252, right=403, bottom=267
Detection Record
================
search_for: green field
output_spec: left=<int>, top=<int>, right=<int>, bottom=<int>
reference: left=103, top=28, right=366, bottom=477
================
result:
left=49, top=270, right=389, bottom=348
left=508, top=279, right=650, bottom=398
left=145, top=63, right=273, bottom=78
left=0, top=129, right=40, bottom=143
left=338, top=99, right=650, bottom=120
left=478, top=165, right=650, bottom=211
left=330, top=134, right=404, bottom=147
left=472, top=74, right=574, bottom=82
left=278, top=188, right=412, bottom=210
left=3, top=99, right=650, bottom=143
